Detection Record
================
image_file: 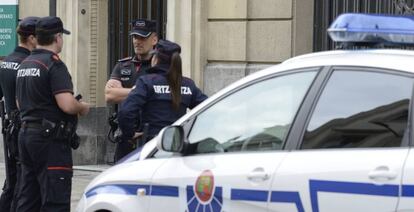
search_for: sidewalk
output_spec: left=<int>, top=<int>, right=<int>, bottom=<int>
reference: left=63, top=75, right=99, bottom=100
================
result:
left=0, top=162, right=110, bottom=211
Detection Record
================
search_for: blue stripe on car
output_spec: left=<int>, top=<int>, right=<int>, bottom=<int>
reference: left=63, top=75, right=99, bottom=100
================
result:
left=402, top=185, right=414, bottom=197
left=85, top=184, right=149, bottom=198
left=85, top=180, right=414, bottom=210
left=270, top=191, right=304, bottom=212
left=151, top=185, right=179, bottom=197
left=230, top=189, right=268, bottom=202
left=85, top=184, right=178, bottom=198
left=309, top=179, right=399, bottom=212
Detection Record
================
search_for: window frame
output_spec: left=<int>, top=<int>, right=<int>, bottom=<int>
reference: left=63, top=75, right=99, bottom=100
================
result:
left=183, top=67, right=322, bottom=154
left=294, top=66, right=414, bottom=150
left=149, top=67, right=323, bottom=158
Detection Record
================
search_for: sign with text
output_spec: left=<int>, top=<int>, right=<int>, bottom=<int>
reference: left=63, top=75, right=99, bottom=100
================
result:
left=0, top=0, right=18, bottom=57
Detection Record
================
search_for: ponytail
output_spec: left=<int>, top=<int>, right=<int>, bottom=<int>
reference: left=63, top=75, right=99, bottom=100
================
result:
left=167, top=52, right=182, bottom=111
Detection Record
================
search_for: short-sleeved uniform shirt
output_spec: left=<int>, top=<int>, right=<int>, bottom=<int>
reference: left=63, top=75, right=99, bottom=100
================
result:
left=110, top=56, right=152, bottom=89
left=0, top=46, right=31, bottom=114
left=16, top=48, right=75, bottom=122
left=118, top=64, right=208, bottom=140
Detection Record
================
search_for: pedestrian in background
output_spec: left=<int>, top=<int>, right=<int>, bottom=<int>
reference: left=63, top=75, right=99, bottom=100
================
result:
left=105, top=19, right=158, bottom=162
left=0, top=16, right=39, bottom=212
left=15, top=16, right=90, bottom=212
left=118, top=39, right=207, bottom=145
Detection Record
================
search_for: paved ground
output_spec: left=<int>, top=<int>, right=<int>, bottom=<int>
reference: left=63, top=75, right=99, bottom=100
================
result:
left=0, top=162, right=109, bottom=211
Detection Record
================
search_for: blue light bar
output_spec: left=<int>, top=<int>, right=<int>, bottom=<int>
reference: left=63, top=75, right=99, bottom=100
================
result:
left=328, top=13, right=414, bottom=45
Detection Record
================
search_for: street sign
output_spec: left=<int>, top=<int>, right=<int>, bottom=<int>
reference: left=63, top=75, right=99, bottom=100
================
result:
left=0, top=0, right=18, bottom=57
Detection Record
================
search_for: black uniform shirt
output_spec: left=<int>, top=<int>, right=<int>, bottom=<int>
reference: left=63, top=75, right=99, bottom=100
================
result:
left=0, top=46, right=31, bottom=114
left=110, top=56, right=152, bottom=89
left=16, top=48, right=74, bottom=122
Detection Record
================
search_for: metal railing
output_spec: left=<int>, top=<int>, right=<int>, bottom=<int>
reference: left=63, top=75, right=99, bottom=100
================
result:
left=108, top=0, right=167, bottom=76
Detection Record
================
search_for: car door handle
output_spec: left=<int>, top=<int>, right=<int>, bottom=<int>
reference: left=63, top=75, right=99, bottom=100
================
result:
left=248, top=168, right=270, bottom=181
left=368, top=166, right=397, bottom=181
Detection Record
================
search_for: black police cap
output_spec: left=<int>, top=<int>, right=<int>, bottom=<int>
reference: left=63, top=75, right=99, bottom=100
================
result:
left=152, top=39, right=181, bottom=61
left=36, top=16, right=70, bottom=36
left=129, top=19, right=156, bottom=38
left=17, top=16, right=39, bottom=36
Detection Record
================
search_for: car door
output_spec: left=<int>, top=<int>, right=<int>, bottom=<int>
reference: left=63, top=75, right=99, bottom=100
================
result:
left=269, top=68, right=413, bottom=212
left=398, top=148, right=414, bottom=211
left=147, top=70, right=318, bottom=212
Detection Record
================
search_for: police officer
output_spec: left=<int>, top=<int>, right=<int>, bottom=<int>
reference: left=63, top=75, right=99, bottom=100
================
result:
left=0, top=16, right=39, bottom=212
left=15, top=16, right=90, bottom=212
left=105, top=19, right=158, bottom=161
left=118, top=39, right=207, bottom=143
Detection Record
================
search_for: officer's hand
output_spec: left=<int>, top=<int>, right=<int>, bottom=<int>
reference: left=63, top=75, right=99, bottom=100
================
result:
left=106, top=79, right=122, bottom=89
left=79, top=101, right=90, bottom=116
left=133, top=132, right=143, bottom=140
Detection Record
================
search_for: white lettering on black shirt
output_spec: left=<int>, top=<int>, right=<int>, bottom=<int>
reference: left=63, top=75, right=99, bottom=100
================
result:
left=17, top=68, right=41, bottom=77
left=153, top=85, right=192, bottom=95
left=0, top=62, right=20, bottom=70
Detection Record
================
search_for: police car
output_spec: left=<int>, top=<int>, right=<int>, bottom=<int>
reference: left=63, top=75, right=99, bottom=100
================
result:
left=77, top=14, right=414, bottom=212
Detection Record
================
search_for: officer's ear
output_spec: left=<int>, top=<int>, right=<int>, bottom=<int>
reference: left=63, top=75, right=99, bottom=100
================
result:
left=29, top=35, right=37, bottom=49
left=150, top=33, right=158, bottom=46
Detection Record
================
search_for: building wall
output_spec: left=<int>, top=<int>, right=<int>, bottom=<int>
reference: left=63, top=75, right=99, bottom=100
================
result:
left=14, top=0, right=314, bottom=165
left=19, top=0, right=49, bottom=17
left=169, top=0, right=314, bottom=96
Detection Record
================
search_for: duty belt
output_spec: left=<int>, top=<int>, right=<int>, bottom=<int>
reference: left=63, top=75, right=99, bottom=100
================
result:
left=21, top=120, right=43, bottom=129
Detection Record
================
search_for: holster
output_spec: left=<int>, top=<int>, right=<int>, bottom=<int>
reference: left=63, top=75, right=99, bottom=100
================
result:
left=54, top=120, right=80, bottom=149
left=5, top=111, right=21, bottom=158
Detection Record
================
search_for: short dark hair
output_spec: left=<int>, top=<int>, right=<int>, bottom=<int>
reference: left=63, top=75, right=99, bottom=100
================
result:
left=17, top=26, right=29, bottom=43
left=37, top=33, right=57, bottom=46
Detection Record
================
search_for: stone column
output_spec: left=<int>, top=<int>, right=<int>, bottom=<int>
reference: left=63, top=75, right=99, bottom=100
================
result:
left=56, top=0, right=111, bottom=165
left=167, top=0, right=207, bottom=86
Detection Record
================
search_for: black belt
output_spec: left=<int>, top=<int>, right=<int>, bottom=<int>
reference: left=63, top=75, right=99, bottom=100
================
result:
left=21, top=121, right=43, bottom=129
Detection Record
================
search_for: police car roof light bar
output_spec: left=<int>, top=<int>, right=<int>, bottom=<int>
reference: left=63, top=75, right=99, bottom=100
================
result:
left=328, top=13, right=414, bottom=45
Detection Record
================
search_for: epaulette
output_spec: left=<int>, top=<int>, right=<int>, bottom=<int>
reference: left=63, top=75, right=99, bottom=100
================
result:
left=118, top=56, right=133, bottom=62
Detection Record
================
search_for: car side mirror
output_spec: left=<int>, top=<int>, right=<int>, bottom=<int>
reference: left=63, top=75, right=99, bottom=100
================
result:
left=157, top=125, right=184, bottom=152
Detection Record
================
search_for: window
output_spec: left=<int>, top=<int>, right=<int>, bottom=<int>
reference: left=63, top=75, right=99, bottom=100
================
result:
left=186, top=71, right=317, bottom=154
left=302, top=70, right=413, bottom=149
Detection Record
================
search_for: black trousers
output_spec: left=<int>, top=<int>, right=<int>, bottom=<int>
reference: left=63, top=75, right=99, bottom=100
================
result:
left=114, top=140, right=136, bottom=162
left=16, top=127, right=73, bottom=212
left=0, top=130, right=20, bottom=212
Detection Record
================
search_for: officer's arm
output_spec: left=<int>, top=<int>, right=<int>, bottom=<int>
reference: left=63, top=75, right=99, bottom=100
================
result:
left=55, top=92, right=90, bottom=116
left=105, top=79, right=132, bottom=104
left=118, top=79, right=147, bottom=140
left=190, top=84, right=208, bottom=109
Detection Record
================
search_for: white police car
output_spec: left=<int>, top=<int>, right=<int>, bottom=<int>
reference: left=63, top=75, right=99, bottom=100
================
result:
left=77, top=14, right=414, bottom=212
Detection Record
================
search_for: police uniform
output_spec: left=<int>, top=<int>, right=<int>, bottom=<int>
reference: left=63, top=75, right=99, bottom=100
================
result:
left=111, top=19, right=157, bottom=161
left=15, top=17, right=74, bottom=212
left=118, top=40, right=208, bottom=143
left=110, top=56, right=152, bottom=88
left=0, top=16, right=38, bottom=212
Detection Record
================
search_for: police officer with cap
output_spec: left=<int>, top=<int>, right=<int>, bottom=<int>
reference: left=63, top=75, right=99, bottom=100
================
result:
left=105, top=19, right=158, bottom=161
left=0, top=16, right=39, bottom=212
left=118, top=39, right=207, bottom=144
left=15, top=16, right=90, bottom=212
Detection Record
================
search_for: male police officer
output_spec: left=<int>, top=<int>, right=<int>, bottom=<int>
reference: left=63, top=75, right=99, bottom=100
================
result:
left=0, top=16, right=38, bottom=212
left=105, top=19, right=158, bottom=161
left=15, top=16, right=90, bottom=212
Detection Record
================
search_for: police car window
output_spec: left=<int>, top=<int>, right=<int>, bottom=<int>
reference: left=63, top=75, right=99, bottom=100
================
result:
left=302, top=70, right=413, bottom=149
left=187, top=71, right=317, bottom=154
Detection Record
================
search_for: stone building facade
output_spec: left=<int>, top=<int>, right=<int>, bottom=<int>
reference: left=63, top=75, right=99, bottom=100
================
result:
left=8, top=0, right=314, bottom=164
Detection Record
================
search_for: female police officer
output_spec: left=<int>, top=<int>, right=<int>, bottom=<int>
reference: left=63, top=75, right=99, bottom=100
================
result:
left=118, top=39, right=207, bottom=147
